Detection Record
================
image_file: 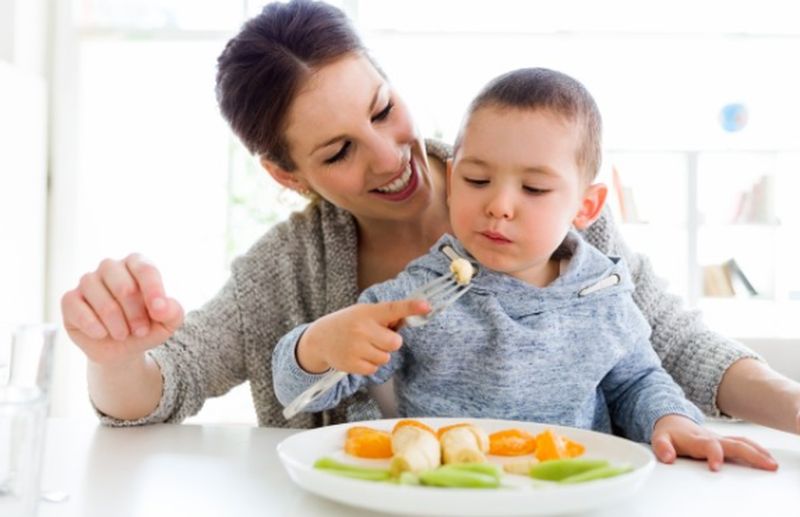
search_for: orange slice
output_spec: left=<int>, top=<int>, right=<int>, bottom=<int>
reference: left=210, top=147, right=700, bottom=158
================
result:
left=534, top=429, right=585, bottom=461
left=488, top=428, right=537, bottom=456
left=344, top=426, right=392, bottom=459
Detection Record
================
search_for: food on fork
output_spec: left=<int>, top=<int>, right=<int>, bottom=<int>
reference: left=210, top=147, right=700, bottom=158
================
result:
left=439, top=423, right=490, bottom=464
left=390, top=420, right=442, bottom=475
left=449, top=257, right=474, bottom=285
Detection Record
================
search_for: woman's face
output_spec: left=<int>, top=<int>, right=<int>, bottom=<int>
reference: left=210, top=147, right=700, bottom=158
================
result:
left=277, top=54, right=434, bottom=226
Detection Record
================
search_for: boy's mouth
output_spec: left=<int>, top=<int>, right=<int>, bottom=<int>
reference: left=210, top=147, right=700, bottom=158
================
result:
left=480, top=230, right=512, bottom=243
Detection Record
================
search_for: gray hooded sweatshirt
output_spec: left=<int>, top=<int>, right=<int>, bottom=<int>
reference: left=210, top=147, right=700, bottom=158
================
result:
left=273, top=231, right=703, bottom=443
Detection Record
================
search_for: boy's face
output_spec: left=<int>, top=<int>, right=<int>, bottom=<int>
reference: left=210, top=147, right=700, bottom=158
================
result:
left=448, top=106, right=605, bottom=286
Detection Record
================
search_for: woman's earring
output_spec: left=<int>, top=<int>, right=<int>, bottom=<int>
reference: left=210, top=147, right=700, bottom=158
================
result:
left=296, top=186, right=318, bottom=201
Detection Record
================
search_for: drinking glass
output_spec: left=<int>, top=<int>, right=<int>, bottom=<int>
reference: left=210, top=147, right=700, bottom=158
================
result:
left=0, top=324, right=57, bottom=517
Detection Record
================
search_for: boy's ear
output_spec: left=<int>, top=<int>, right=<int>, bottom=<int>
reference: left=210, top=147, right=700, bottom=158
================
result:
left=572, top=182, right=608, bottom=230
left=260, top=157, right=307, bottom=193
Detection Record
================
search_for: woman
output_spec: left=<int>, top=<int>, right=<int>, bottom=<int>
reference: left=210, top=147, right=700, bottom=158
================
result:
left=62, top=0, right=796, bottom=467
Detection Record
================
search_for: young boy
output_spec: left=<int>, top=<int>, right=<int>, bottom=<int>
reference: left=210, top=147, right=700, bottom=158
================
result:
left=273, top=68, right=722, bottom=466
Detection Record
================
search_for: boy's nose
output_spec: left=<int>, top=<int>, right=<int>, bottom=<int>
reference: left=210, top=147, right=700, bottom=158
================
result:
left=486, top=192, right=514, bottom=219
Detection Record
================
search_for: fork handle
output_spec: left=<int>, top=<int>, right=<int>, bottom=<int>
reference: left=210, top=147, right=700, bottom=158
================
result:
left=282, top=369, right=347, bottom=420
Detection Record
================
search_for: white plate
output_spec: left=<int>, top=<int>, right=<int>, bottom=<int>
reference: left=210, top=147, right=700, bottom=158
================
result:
left=277, top=417, right=655, bottom=516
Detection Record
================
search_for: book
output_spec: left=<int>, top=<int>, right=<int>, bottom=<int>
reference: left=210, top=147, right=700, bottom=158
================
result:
left=702, top=264, right=734, bottom=297
left=702, top=259, right=758, bottom=298
left=611, top=165, right=641, bottom=223
left=731, top=175, right=778, bottom=224
left=724, top=258, right=758, bottom=296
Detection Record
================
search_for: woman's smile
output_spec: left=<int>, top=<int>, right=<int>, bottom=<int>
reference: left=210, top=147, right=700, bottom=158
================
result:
left=369, top=156, right=419, bottom=201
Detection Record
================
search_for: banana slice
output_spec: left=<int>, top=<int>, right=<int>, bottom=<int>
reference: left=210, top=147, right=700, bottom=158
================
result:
left=450, top=258, right=474, bottom=285
left=502, top=457, right=540, bottom=476
left=440, top=424, right=489, bottom=464
left=390, top=425, right=441, bottom=475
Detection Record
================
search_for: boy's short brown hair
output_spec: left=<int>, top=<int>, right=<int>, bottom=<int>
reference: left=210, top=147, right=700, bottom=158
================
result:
left=455, top=68, right=602, bottom=181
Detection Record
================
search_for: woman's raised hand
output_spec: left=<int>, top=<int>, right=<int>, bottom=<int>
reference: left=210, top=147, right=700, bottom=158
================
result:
left=61, top=254, right=184, bottom=366
left=295, top=299, right=431, bottom=375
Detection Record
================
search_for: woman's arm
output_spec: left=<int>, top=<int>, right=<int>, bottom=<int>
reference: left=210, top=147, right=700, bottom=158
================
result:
left=61, top=253, right=188, bottom=423
left=586, top=209, right=800, bottom=434
left=583, top=209, right=761, bottom=416
left=90, top=276, right=249, bottom=426
left=87, top=353, right=165, bottom=422
left=717, top=358, right=800, bottom=434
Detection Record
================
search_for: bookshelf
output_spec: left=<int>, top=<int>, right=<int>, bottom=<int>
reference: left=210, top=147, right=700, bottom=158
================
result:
left=603, top=149, right=800, bottom=340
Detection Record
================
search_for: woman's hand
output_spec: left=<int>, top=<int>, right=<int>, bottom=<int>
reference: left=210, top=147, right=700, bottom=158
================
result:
left=296, top=299, right=431, bottom=375
left=61, top=253, right=184, bottom=367
left=651, top=414, right=779, bottom=471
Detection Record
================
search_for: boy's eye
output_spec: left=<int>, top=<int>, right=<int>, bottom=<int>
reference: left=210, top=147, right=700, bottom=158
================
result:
left=523, top=186, right=550, bottom=195
left=464, top=177, right=489, bottom=186
left=323, top=141, right=352, bottom=164
left=371, top=101, right=394, bottom=122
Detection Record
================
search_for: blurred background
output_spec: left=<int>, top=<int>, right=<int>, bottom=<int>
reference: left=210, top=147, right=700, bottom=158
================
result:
left=2, top=0, right=799, bottom=425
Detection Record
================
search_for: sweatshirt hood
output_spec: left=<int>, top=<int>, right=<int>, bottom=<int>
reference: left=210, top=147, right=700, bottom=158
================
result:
left=407, top=231, right=633, bottom=319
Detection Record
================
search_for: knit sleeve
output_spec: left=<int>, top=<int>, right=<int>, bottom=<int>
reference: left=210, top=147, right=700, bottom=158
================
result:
left=582, top=208, right=763, bottom=417
left=94, top=200, right=373, bottom=428
left=96, top=276, right=248, bottom=426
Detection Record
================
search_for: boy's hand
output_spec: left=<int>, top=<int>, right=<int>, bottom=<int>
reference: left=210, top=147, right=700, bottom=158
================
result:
left=296, top=299, right=431, bottom=375
left=651, top=414, right=779, bottom=471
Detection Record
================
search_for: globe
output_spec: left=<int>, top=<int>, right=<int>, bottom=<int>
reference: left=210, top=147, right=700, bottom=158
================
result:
left=719, top=103, right=748, bottom=132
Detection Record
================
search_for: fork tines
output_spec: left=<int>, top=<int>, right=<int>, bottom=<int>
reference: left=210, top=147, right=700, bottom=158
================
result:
left=405, top=273, right=472, bottom=328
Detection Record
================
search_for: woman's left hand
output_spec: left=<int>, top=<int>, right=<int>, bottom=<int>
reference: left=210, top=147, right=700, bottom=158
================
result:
left=651, top=414, right=779, bottom=471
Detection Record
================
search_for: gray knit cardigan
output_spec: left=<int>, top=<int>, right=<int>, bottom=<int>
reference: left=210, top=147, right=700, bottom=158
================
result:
left=99, top=140, right=760, bottom=429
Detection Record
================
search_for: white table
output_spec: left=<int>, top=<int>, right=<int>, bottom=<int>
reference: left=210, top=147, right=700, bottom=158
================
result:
left=38, top=419, right=799, bottom=517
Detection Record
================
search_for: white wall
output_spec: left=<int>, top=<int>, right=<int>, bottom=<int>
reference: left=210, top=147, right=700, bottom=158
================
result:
left=741, top=339, right=800, bottom=382
left=0, top=0, right=49, bottom=404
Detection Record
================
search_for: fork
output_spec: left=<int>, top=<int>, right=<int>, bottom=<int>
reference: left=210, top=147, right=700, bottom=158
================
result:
left=281, top=246, right=474, bottom=420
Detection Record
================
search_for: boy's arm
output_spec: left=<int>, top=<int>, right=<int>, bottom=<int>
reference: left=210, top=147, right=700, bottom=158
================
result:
left=584, top=209, right=761, bottom=417
left=272, top=323, right=400, bottom=412
left=601, top=298, right=704, bottom=443
left=271, top=271, right=423, bottom=414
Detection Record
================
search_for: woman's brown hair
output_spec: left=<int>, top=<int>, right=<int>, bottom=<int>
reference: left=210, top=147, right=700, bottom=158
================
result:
left=216, top=0, right=365, bottom=171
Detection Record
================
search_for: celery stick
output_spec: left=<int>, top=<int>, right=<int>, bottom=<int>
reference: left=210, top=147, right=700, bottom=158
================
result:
left=313, top=457, right=392, bottom=481
left=419, top=467, right=500, bottom=488
left=529, top=458, right=609, bottom=481
left=559, top=464, right=634, bottom=484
